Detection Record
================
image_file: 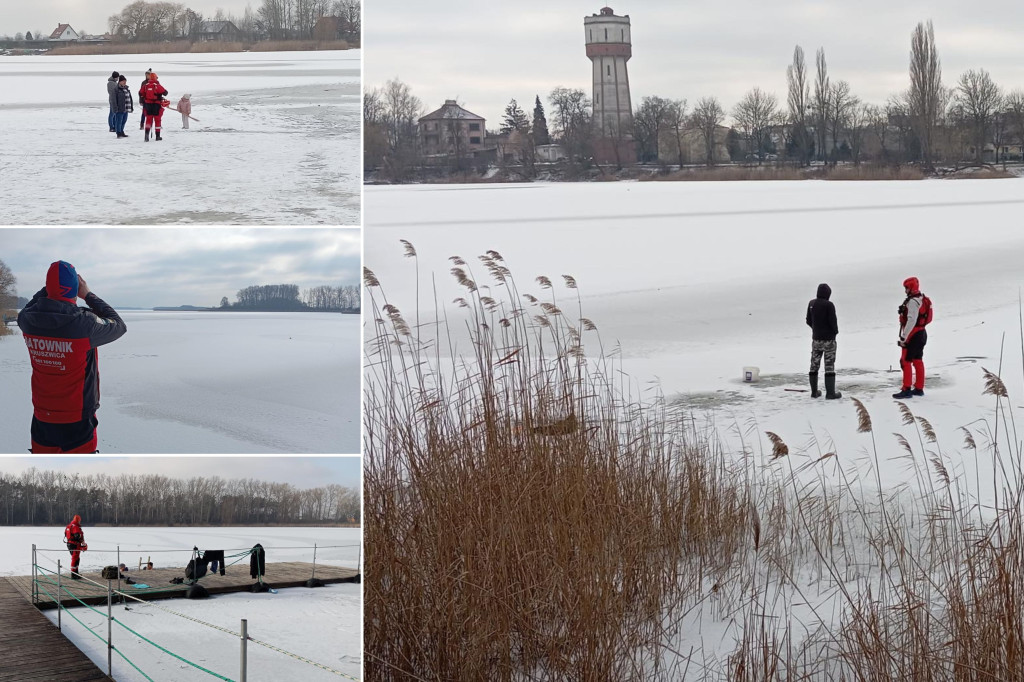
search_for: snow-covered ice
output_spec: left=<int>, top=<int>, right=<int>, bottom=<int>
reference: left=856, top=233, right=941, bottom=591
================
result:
left=0, top=51, right=360, bottom=224
left=1, top=526, right=360, bottom=682
left=365, top=180, right=1024, bottom=502
left=0, top=311, right=360, bottom=454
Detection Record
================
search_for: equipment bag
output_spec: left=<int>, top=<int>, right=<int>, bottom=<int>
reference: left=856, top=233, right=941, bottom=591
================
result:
left=101, top=566, right=118, bottom=580
left=918, top=295, right=933, bottom=326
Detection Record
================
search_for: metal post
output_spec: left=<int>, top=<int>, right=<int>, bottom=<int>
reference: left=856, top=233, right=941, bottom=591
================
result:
left=107, top=582, right=113, bottom=676
left=32, top=544, right=37, bottom=605
left=311, top=543, right=317, bottom=580
left=117, top=545, right=122, bottom=603
left=57, top=560, right=62, bottom=630
left=239, top=619, right=248, bottom=682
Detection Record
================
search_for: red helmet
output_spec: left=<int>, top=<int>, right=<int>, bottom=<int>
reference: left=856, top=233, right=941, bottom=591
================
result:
left=72, top=514, right=81, bottom=524
left=903, top=277, right=920, bottom=294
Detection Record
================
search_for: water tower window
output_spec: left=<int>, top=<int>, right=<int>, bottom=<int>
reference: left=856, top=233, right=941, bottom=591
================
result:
left=621, top=29, right=624, bottom=41
left=607, top=65, right=611, bottom=76
left=604, top=28, right=608, bottom=40
left=595, top=93, right=599, bottom=104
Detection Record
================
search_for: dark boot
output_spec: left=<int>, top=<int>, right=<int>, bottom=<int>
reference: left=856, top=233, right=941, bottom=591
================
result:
left=145, top=129, right=150, bottom=142
left=809, top=372, right=821, bottom=398
left=825, top=373, right=842, bottom=399
left=155, top=131, right=162, bottom=141
left=893, top=387, right=914, bottom=399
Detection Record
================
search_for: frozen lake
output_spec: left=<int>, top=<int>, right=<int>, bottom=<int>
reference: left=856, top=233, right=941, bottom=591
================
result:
left=0, top=51, right=361, bottom=224
left=0, top=311, right=360, bottom=454
left=366, top=179, right=1024, bottom=497
left=1, top=526, right=361, bottom=682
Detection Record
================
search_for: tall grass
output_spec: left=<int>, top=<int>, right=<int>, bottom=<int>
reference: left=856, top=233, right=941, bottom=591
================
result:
left=363, top=245, right=1024, bottom=680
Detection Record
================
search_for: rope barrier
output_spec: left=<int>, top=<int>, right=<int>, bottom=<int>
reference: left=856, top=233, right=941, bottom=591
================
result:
left=245, top=633, right=360, bottom=681
left=36, top=544, right=360, bottom=554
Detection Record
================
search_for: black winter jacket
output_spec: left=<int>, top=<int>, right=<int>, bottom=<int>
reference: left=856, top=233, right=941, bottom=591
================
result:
left=806, top=283, right=839, bottom=341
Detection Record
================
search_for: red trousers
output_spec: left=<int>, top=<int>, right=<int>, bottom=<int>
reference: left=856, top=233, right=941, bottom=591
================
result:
left=900, top=348, right=925, bottom=390
left=31, top=430, right=98, bottom=454
left=145, top=111, right=163, bottom=132
left=69, top=549, right=82, bottom=572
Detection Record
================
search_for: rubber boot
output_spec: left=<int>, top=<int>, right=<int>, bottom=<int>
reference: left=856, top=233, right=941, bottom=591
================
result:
left=145, top=128, right=150, bottom=142
left=893, top=387, right=913, bottom=399
left=155, top=131, right=162, bottom=141
left=809, top=372, right=821, bottom=398
left=825, top=373, right=842, bottom=399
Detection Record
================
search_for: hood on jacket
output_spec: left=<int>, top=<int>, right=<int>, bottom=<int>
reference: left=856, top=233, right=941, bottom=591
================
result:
left=816, top=283, right=832, bottom=300
left=903, top=276, right=920, bottom=294
left=19, top=296, right=82, bottom=333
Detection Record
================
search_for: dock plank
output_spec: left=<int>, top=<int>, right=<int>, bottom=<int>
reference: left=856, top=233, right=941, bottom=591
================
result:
left=10, top=561, right=359, bottom=609
left=0, top=577, right=112, bottom=682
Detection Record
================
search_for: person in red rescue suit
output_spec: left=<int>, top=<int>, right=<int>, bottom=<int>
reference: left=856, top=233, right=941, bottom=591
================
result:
left=893, top=276, right=931, bottom=399
left=64, top=514, right=86, bottom=579
left=16, top=261, right=127, bottom=453
left=140, top=71, right=169, bottom=142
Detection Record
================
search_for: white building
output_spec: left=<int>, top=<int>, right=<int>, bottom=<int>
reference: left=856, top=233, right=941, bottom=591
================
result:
left=48, top=24, right=80, bottom=41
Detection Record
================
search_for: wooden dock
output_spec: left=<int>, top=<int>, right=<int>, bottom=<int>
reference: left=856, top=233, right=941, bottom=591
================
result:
left=0, top=577, right=113, bottom=682
left=8, top=562, right=359, bottom=609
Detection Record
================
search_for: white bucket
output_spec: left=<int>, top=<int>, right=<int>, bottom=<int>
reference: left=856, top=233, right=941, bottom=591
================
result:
left=742, top=366, right=760, bottom=383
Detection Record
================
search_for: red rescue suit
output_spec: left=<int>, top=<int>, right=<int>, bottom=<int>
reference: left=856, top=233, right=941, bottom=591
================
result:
left=64, top=516, right=85, bottom=574
left=141, top=75, right=169, bottom=135
left=17, top=288, right=127, bottom=453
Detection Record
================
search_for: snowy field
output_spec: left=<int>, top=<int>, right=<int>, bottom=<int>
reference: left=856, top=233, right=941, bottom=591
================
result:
left=0, top=51, right=360, bottom=224
left=1, top=526, right=361, bottom=682
left=367, top=178, right=1024, bottom=670
left=0, top=311, right=360, bottom=454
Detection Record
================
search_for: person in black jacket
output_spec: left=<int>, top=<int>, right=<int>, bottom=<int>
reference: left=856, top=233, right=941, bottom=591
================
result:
left=250, top=544, right=266, bottom=580
left=806, top=283, right=841, bottom=400
left=17, top=261, right=127, bottom=453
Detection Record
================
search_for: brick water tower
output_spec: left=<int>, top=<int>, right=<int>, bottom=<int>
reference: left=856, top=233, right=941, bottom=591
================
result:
left=585, top=7, right=636, bottom=164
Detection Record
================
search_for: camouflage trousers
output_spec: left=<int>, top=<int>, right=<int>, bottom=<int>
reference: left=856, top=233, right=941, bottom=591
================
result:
left=810, top=339, right=837, bottom=374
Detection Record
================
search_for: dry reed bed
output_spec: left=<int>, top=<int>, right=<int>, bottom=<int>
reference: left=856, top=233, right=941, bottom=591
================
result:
left=646, top=165, right=928, bottom=182
left=363, top=243, right=1024, bottom=680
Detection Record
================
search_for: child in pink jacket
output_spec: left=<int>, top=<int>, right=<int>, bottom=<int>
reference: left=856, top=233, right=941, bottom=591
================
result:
left=177, top=94, right=192, bottom=129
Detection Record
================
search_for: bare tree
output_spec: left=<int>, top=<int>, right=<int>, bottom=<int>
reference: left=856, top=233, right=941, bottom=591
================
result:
left=665, top=99, right=688, bottom=167
left=954, top=68, right=1002, bottom=163
left=845, top=103, right=869, bottom=164
left=548, top=87, right=592, bottom=165
left=0, top=259, right=16, bottom=312
left=826, top=80, right=859, bottom=163
left=886, top=94, right=914, bottom=163
left=378, top=78, right=422, bottom=180
left=1007, top=91, right=1024, bottom=162
left=733, top=87, right=780, bottom=164
left=787, top=45, right=813, bottom=165
left=863, top=104, right=889, bottom=162
left=813, top=48, right=830, bottom=162
left=633, top=96, right=672, bottom=163
left=908, top=20, right=943, bottom=169
left=690, top=97, right=725, bottom=167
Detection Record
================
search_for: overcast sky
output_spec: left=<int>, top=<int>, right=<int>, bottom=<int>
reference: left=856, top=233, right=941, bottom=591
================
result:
left=1, top=227, right=361, bottom=308
left=365, top=0, right=1024, bottom=126
left=0, top=456, right=361, bottom=489
left=2, top=1, right=257, bottom=36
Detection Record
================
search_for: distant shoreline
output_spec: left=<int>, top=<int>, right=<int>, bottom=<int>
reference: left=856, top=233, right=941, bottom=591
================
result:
left=1, top=40, right=357, bottom=57
left=151, top=306, right=359, bottom=313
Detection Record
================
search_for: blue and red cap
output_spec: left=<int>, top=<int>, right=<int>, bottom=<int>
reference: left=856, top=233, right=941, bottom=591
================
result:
left=46, top=261, right=79, bottom=303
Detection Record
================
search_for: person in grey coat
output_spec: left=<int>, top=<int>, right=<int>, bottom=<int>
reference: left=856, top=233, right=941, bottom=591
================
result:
left=113, top=75, right=134, bottom=138
left=107, top=71, right=119, bottom=132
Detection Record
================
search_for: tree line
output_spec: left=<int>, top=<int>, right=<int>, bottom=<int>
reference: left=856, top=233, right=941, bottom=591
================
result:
left=223, top=283, right=359, bottom=311
left=0, top=468, right=360, bottom=526
left=106, top=0, right=360, bottom=43
left=365, top=20, right=1024, bottom=178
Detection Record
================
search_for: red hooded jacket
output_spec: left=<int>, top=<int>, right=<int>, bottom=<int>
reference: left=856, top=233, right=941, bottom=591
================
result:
left=17, top=289, right=127, bottom=424
left=65, top=516, right=84, bottom=549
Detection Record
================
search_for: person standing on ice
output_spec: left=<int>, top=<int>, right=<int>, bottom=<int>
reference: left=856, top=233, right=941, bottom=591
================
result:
left=806, top=283, right=841, bottom=399
left=17, top=261, right=127, bottom=453
left=106, top=71, right=120, bottom=133
left=140, top=71, right=169, bottom=142
left=112, top=75, right=133, bottom=138
left=177, top=94, right=192, bottom=129
left=64, top=514, right=86, bottom=579
left=893, top=277, right=932, bottom=399
left=138, top=69, right=152, bottom=130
